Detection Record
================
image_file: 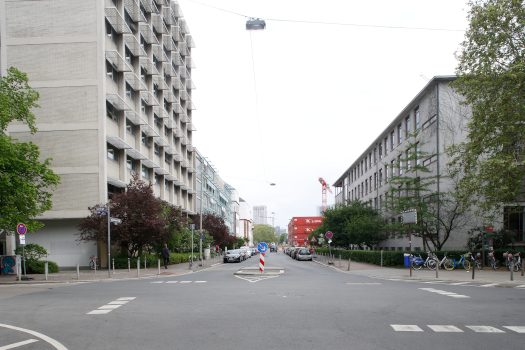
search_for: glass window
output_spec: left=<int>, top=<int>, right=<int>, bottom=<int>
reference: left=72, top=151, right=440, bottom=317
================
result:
left=107, top=147, right=117, bottom=161
left=390, top=130, right=395, bottom=150
left=414, top=107, right=420, bottom=130
left=397, top=124, right=402, bottom=144
left=405, top=115, right=411, bottom=138
left=126, top=157, right=133, bottom=170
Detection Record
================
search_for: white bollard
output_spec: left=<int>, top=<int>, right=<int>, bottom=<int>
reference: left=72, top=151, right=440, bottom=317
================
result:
left=158, top=259, right=161, bottom=275
left=137, top=257, right=140, bottom=277
left=112, top=258, right=115, bottom=274
left=127, top=258, right=130, bottom=272
left=44, top=261, right=48, bottom=281
left=76, top=264, right=80, bottom=280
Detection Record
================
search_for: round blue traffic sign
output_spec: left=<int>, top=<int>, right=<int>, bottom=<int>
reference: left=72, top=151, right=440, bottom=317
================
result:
left=257, top=242, right=268, bottom=253
left=16, top=223, right=27, bottom=235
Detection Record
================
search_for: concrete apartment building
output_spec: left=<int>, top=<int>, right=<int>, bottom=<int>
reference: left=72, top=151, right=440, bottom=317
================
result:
left=0, top=0, right=196, bottom=267
left=239, top=198, right=253, bottom=246
left=334, top=76, right=477, bottom=251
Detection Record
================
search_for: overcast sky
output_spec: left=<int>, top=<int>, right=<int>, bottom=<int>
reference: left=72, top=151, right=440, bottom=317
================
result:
left=178, top=0, right=470, bottom=229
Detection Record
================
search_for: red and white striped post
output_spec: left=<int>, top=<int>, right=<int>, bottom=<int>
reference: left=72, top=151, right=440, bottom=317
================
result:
left=259, top=253, right=265, bottom=273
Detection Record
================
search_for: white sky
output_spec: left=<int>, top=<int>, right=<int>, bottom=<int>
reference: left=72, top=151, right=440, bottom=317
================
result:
left=178, top=0, right=469, bottom=228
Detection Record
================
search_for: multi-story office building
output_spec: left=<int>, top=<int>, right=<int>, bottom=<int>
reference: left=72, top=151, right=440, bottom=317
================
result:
left=195, top=150, right=234, bottom=232
left=0, top=0, right=196, bottom=266
left=253, top=206, right=268, bottom=225
left=239, top=198, right=253, bottom=246
left=334, top=76, right=478, bottom=251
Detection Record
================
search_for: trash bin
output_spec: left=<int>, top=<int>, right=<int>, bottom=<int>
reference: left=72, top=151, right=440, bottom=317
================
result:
left=403, top=253, right=411, bottom=268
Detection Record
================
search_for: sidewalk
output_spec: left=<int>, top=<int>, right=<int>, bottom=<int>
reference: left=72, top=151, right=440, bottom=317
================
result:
left=0, top=256, right=223, bottom=285
left=314, top=255, right=525, bottom=286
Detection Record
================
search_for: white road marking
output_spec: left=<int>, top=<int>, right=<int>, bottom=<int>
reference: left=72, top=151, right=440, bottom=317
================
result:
left=515, top=285, right=525, bottom=288
left=479, top=283, right=499, bottom=287
left=165, top=281, right=178, bottom=284
left=419, top=288, right=470, bottom=299
left=449, top=282, right=470, bottom=285
left=422, top=281, right=446, bottom=284
left=88, top=297, right=135, bottom=315
left=234, top=275, right=279, bottom=283
left=179, top=281, right=192, bottom=284
left=0, top=323, right=68, bottom=350
left=151, top=281, right=164, bottom=284
left=194, top=281, right=207, bottom=283
left=87, top=309, right=112, bottom=315
left=428, top=325, right=463, bottom=333
left=503, top=326, right=525, bottom=333
left=0, top=339, right=39, bottom=350
left=391, top=325, right=424, bottom=332
left=466, top=326, right=505, bottom=333
left=345, top=282, right=382, bottom=285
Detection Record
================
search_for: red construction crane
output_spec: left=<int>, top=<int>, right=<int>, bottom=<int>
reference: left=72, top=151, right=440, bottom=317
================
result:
left=318, top=177, right=332, bottom=214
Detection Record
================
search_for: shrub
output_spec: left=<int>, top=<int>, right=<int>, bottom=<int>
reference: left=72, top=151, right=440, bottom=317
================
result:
left=25, top=260, right=59, bottom=274
left=15, top=243, right=48, bottom=262
left=112, top=252, right=194, bottom=269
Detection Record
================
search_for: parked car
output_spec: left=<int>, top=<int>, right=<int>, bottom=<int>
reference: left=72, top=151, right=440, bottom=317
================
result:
left=250, top=247, right=258, bottom=256
left=224, top=249, right=242, bottom=263
left=240, top=247, right=251, bottom=259
left=270, top=242, right=277, bottom=252
left=296, top=248, right=313, bottom=261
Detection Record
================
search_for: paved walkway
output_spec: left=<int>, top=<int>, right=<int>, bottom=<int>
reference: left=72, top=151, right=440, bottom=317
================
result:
left=314, top=255, right=525, bottom=286
left=0, top=256, right=223, bottom=284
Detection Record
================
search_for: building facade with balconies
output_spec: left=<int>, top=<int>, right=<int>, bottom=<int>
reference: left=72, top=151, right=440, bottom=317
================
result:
left=0, top=0, right=196, bottom=267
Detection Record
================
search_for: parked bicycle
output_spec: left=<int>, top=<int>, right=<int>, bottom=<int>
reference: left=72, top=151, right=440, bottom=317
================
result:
left=504, top=251, right=522, bottom=272
left=89, top=255, right=98, bottom=270
left=447, top=252, right=472, bottom=271
left=411, top=252, right=437, bottom=270
left=471, top=252, right=483, bottom=270
left=437, top=253, right=455, bottom=271
left=488, top=250, right=499, bottom=270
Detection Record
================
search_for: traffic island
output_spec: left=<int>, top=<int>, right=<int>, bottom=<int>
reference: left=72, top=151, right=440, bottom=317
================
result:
left=234, top=267, right=284, bottom=276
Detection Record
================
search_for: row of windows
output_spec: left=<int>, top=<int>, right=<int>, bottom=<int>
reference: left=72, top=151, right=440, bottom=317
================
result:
left=350, top=106, right=424, bottom=183
left=107, top=146, right=189, bottom=174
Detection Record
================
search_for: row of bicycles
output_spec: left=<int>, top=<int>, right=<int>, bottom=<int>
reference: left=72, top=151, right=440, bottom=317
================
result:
left=410, top=251, right=522, bottom=272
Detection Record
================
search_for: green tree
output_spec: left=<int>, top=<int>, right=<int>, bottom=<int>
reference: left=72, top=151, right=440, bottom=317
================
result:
left=451, top=0, right=525, bottom=215
left=0, top=67, right=60, bottom=232
left=253, top=224, right=276, bottom=243
left=313, top=202, right=385, bottom=248
left=78, top=175, right=167, bottom=257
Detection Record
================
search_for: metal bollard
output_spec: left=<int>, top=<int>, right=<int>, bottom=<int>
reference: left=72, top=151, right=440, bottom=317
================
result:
left=144, top=258, right=147, bottom=270
left=510, top=261, right=514, bottom=281
left=381, top=250, right=384, bottom=268
left=471, top=261, right=475, bottom=280
left=128, top=258, right=131, bottom=272
left=158, top=259, right=161, bottom=275
left=436, top=259, right=439, bottom=279
left=347, top=257, right=351, bottom=271
left=137, top=257, right=140, bottom=277
left=45, top=261, right=48, bottom=281
left=112, top=258, right=115, bottom=274
left=76, top=264, right=80, bottom=280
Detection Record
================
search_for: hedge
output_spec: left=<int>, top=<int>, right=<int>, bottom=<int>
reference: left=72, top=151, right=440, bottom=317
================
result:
left=25, top=260, right=59, bottom=274
left=113, top=252, right=199, bottom=269
left=314, top=247, right=525, bottom=267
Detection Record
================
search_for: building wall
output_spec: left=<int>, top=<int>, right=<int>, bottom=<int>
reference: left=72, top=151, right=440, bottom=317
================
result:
left=253, top=206, right=267, bottom=225
left=333, top=77, right=477, bottom=251
left=0, top=0, right=197, bottom=267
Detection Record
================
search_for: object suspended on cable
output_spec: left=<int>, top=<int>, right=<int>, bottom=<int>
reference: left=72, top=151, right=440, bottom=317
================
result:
left=246, top=18, right=266, bottom=30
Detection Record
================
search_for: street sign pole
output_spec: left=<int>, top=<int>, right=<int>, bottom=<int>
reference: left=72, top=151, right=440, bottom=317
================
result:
left=107, top=204, right=111, bottom=278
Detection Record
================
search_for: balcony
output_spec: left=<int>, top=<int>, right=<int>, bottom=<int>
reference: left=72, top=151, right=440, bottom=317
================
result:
left=140, top=90, right=159, bottom=106
left=124, top=34, right=147, bottom=57
left=179, top=90, right=188, bottom=101
left=164, top=90, right=176, bottom=103
left=185, top=34, right=195, bottom=48
left=107, top=94, right=131, bottom=111
left=124, top=72, right=147, bottom=91
left=139, top=23, right=159, bottom=45
left=151, top=13, right=168, bottom=34
left=125, top=110, right=147, bottom=126
left=106, top=51, right=132, bottom=72
left=105, top=7, right=132, bottom=34
left=140, top=0, right=158, bottom=13
left=142, top=158, right=160, bottom=169
left=139, top=57, right=159, bottom=75
left=107, top=135, right=132, bottom=150
left=179, top=41, right=188, bottom=56
left=151, top=44, right=168, bottom=62
left=107, top=177, right=127, bottom=189
left=173, top=102, right=183, bottom=114
left=152, top=75, right=168, bottom=90
left=124, top=0, right=147, bottom=22
left=165, top=118, right=176, bottom=129
left=171, top=25, right=182, bottom=42
left=126, top=148, right=146, bottom=160
left=179, top=110, right=188, bottom=123
left=171, top=50, right=183, bottom=66
left=162, top=6, right=175, bottom=25
left=180, top=19, right=189, bottom=35
left=172, top=73, right=182, bottom=89
left=162, top=34, right=177, bottom=50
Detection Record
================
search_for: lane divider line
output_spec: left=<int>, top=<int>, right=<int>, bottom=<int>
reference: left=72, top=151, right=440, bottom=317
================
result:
left=0, top=339, right=39, bottom=350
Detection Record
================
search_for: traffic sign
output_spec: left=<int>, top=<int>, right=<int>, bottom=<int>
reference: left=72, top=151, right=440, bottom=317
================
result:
left=257, top=242, right=268, bottom=253
left=19, top=235, right=26, bottom=245
left=325, top=231, right=333, bottom=239
left=16, top=223, right=27, bottom=235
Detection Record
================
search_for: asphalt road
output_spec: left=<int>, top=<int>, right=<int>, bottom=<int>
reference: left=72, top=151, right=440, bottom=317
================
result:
left=1, top=252, right=524, bottom=350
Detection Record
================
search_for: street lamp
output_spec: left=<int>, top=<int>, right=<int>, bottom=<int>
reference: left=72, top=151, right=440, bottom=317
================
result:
left=96, top=203, right=120, bottom=278
left=246, top=18, right=266, bottom=30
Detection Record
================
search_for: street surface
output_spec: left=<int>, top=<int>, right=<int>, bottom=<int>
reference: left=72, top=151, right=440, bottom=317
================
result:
left=1, top=252, right=524, bottom=349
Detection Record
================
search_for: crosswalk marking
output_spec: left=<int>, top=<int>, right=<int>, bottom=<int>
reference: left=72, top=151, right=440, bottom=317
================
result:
left=391, top=325, right=424, bottom=332
left=391, top=325, right=524, bottom=333
left=345, top=282, right=382, bottom=285
left=466, top=326, right=505, bottom=333
left=479, top=283, right=499, bottom=287
left=149, top=280, right=208, bottom=284
left=88, top=297, right=136, bottom=315
left=503, top=326, right=525, bottom=333
left=166, top=281, right=179, bottom=284
left=179, top=280, right=192, bottom=284
left=427, top=325, right=463, bottom=332
left=449, top=282, right=470, bottom=285
left=419, top=287, right=470, bottom=299
left=194, top=281, right=207, bottom=283
left=0, top=339, right=39, bottom=350
left=516, top=285, right=525, bottom=288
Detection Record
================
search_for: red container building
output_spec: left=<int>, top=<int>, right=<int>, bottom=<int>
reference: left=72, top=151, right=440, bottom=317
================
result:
left=288, top=216, right=323, bottom=246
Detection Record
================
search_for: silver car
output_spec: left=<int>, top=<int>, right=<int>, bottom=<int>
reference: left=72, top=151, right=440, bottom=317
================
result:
left=296, top=248, right=313, bottom=261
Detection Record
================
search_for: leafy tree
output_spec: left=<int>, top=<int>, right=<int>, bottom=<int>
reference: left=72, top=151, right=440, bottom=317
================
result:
left=14, top=243, right=47, bottom=262
left=450, top=0, right=525, bottom=215
left=195, top=212, right=233, bottom=248
left=388, top=138, right=473, bottom=250
left=78, top=175, right=167, bottom=257
left=313, top=202, right=385, bottom=248
left=0, top=67, right=60, bottom=232
left=253, top=224, right=276, bottom=243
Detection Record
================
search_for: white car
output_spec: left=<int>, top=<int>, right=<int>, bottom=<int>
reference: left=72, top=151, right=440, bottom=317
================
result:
left=224, top=249, right=242, bottom=263
left=240, top=247, right=251, bottom=259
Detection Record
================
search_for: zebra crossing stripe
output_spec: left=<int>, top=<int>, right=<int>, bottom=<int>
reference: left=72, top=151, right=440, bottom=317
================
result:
left=427, top=325, right=463, bottom=332
left=515, top=285, right=525, bottom=288
left=479, top=283, right=499, bottom=287
left=449, top=282, right=470, bottom=285
left=391, top=325, right=423, bottom=332
left=466, top=326, right=505, bottom=333
left=503, top=326, right=525, bottom=333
